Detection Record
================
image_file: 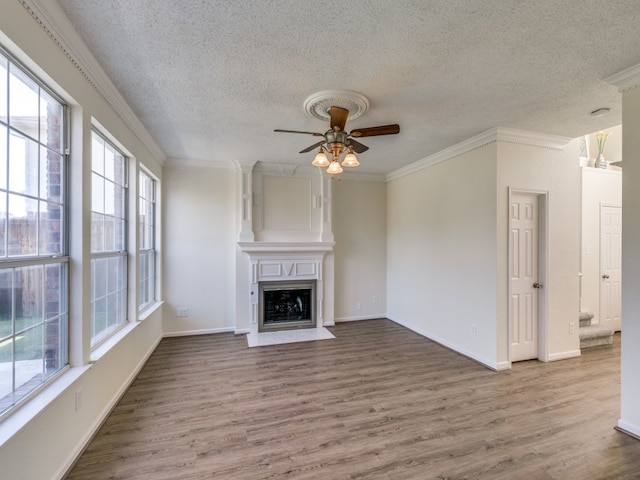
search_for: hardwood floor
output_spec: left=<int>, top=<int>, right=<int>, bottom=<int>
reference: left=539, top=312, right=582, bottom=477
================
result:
left=65, top=320, right=640, bottom=480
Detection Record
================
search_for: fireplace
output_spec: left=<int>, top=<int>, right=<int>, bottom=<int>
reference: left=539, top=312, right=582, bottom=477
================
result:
left=259, top=280, right=315, bottom=331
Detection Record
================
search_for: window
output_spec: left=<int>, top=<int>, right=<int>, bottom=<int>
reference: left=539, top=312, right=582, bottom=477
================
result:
left=138, top=169, right=155, bottom=310
left=0, top=49, right=68, bottom=415
left=91, top=131, right=127, bottom=347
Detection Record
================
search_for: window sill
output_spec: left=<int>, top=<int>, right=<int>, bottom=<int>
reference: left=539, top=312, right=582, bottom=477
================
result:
left=0, top=365, right=91, bottom=448
left=138, top=300, right=164, bottom=322
left=90, top=321, right=139, bottom=363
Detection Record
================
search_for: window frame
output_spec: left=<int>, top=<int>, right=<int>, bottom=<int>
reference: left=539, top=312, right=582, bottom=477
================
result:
left=138, top=168, right=156, bottom=312
left=0, top=47, right=70, bottom=417
left=89, top=129, right=129, bottom=348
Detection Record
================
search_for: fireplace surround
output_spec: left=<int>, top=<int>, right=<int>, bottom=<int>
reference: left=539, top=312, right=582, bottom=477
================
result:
left=237, top=242, right=334, bottom=335
left=236, top=163, right=335, bottom=336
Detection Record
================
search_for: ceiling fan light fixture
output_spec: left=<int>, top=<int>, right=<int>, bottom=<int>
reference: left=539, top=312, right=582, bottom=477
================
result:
left=312, top=148, right=330, bottom=167
left=326, top=160, right=343, bottom=175
left=275, top=98, right=399, bottom=176
left=342, top=149, right=359, bottom=167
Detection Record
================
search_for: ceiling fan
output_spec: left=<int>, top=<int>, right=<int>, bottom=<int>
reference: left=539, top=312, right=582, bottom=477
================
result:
left=275, top=106, right=400, bottom=175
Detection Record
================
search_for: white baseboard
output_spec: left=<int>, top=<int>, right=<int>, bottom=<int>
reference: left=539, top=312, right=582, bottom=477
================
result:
left=56, top=334, right=162, bottom=480
left=387, top=317, right=500, bottom=371
left=495, top=361, right=512, bottom=371
left=616, top=420, right=640, bottom=440
left=546, top=350, right=582, bottom=362
left=335, top=315, right=384, bottom=323
left=163, top=327, right=235, bottom=337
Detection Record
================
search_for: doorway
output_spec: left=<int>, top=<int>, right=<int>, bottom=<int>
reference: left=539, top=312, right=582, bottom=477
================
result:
left=508, top=190, right=548, bottom=362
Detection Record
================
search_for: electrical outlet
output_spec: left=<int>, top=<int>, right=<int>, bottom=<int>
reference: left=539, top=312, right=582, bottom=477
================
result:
left=471, top=325, right=477, bottom=336
left=373, top=295, right=378, bottom=304
left=570, top=322, right=575, bottom=334
left=75, top=388, right=82, bottom=411
left=177, top=307, right=189, bottom=317
left=356, top=302, right=362, bottom=311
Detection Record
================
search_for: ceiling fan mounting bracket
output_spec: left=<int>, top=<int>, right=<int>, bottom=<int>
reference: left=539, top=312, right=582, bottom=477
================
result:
left=304, top=90, right=369, bottom=122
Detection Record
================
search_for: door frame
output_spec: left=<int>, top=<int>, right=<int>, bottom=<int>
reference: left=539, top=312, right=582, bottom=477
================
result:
left=507, top=188, right=549, bottom=363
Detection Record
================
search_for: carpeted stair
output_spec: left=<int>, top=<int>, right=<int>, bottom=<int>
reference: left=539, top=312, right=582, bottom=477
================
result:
left=579, top=310, right=614, bottom=349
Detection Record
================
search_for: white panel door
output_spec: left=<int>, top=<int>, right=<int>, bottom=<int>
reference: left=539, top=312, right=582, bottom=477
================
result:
left=600, top=205, right=622, bottom=331
left=509, top=193, right=539, bottom=362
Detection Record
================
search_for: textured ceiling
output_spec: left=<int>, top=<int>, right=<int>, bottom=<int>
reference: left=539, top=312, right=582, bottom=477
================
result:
left=54, top=0, right=640, bottom=175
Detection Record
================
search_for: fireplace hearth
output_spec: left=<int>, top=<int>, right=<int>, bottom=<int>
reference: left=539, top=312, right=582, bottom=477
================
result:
left=259, top=281, right=315, bottom=332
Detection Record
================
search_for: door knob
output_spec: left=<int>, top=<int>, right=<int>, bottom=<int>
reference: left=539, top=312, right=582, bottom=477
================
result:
left=602, top=274, right=610, bottom=279
left=533, top=282, right=543, bottom=289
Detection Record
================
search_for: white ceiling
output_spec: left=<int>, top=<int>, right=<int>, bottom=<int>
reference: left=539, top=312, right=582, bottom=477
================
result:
left=53, top=0, right=640, bottom=175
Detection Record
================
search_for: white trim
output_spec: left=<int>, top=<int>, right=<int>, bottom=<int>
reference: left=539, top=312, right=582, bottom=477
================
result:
left=507, top=189, right=550, bottom=363
left=163, top=327, right=236, bottom=338
left=386, top=129, right=496, bottom=182
left=55, top=334, right=162, bottom=480
left=616, top=420, right=640, bottom=440
left=495, top=127, right=572, bottom=150
left=386, top=127, right=571, bottom=182
left=234, top=328, right=251, bottom=335
left=20, top=0, right=166, bottom=163
left=89, top=322, right=139, bottom=363
left=546, top=350, right=582, bottom=362
left=335, top=315, right=384, bottom=322
left=605, top=62, right=640, bottom=92
left=388, top=317, right=500, bottom=371
left=138, top=300, right=164, bottom=322
left=238, top=242, right=335, bottom=253
left=495, top=361, right=511, bottom=371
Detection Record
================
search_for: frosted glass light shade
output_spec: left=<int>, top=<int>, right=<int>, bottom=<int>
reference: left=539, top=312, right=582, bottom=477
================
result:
left=312, top=150, right=329, bottom=167
left=342, top=151, right=359, bottom=167
left=326, top=160, right=343, bottom=174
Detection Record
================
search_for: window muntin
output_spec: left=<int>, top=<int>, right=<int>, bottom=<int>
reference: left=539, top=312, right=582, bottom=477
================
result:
left=90, top=131, right=127, bottom=347
left=138, top=170, right=155, bottom=311
left=0, top=49, right=68, bottom=416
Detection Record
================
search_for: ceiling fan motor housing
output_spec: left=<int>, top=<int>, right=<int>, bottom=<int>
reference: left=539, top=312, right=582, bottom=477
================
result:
left=325, top=130, right=349, bottom=157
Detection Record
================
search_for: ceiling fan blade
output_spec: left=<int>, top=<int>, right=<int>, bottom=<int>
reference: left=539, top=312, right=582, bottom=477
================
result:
left=348, top=139, right=369, bottom=153
left=350, top=124, right=400, bottom=137
left=274, top=129, right=324, bottom=136
left=330, top=106, right=349, bottom=131
left=299, top=141, right=325, bottom=153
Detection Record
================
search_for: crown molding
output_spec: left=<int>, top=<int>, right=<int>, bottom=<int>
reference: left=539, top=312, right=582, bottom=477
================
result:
left=386, top=129, right=497, bottom=182
left=386, top=127, right=572, bottom=182
left=495, top=127, right=572, bottom=150
left=21, top=0, right=167, bottom=163
left=605, top=62, right=640, bottom=93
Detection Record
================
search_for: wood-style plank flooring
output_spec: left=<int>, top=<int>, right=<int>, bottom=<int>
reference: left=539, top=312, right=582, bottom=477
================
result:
left=65, top=319, right=640, bottom=479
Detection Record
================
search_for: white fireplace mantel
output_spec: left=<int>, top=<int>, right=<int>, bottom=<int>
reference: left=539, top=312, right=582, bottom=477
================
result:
left=235, top=164, right=335, bottom=336
left=238, top=241, right=335, bottom=254
left=238, top=241, right=335, bottom=335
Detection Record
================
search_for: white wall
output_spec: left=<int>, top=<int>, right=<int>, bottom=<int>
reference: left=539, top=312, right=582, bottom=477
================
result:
left=620, top=83, right=640, bottom=437
left=162, top=167, right=237, bottom=335
left=0, top=3, right=165, bottom=479
left=387, top=144, right=499, bottom=368
left=333, top=179, right=387, bottom=321
left=580, top=168, right=622, bottom=322
left=497, top=140, right=581, bottom=364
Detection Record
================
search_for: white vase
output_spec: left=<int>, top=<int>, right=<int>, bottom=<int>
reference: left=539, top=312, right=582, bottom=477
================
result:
left=595, top=153, right=607, bottom=169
